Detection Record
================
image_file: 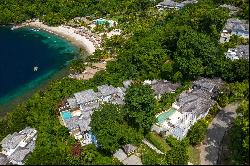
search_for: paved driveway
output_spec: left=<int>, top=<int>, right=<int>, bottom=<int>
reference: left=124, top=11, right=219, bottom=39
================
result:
left=199, top=103, right=239, bottom=165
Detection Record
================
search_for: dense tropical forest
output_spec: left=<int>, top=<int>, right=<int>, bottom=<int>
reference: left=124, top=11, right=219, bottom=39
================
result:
left=0, top=0, right=249, bottom=165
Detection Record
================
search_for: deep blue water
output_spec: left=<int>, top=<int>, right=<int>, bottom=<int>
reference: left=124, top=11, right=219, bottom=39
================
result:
left=0, top=26, right=79, bottom=105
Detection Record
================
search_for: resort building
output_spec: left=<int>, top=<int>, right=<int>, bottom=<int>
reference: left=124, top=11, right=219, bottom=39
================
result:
left=152, top=78, right=224, bottom=140
left=143, top=80, right=181, bottom=99
left=225, top=45, right=249, bottom=60
left=94, top=18, right=117, bottom=28
left=220, top=18, right=249, bottom=43
left=58, top=82, right=130, bottom=147
left=0, top=127, right=37, bottom=165
left=156, top=0, right=198, bottom=10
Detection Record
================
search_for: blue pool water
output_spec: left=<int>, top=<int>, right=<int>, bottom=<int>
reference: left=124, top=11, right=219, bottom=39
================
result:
left=157, top=108, right=177, bottom=124
left=61, top=111, right=72, bottom=120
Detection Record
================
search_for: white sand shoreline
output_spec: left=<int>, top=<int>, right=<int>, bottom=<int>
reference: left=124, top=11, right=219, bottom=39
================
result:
left=22, top=21, right=96, bottom=55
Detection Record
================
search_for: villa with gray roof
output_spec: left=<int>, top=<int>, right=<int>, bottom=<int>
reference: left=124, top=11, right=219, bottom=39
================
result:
left=220, top=18, right=249, bottom=43
left=144, top=80, right=181, bottom=99
left=0, top=127, right=37, bottom=165
left=152, top=78, right=224, bottom=140
left=74, top=89, right=98, bottom=105
left=225, top=45, right=249, bottom=60
left=156, top=0, right=198, bottom=10
left=58, top=82, right=131, bottom=147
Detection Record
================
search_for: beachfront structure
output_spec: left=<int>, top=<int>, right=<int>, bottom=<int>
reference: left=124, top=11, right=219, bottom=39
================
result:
left=220, top=18, right=249, bottom=43
left=143, top=80, right=181, bottom=99
left=152, top=78, right=223, bottom=140
left=156, top=0, right=198, bottom=10
left=95, top=18, right=117, bottom=27
left=225, top=45, right=249, bottom=60
left=0, top=127, right=37, bottom=165
left=59, top=82, right=131, bottom=146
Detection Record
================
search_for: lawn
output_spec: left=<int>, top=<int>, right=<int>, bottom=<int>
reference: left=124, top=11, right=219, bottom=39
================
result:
left=138, top=144, right=167, bottom=165
left=187, top=145, right=200, bottom=165
left=146, top=132, right=171, bottom=153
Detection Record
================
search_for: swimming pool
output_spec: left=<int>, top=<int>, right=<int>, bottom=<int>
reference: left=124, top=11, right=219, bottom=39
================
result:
left=61, top=111, right=72, bottom=120
left=156, top=108, right=177, bottom=124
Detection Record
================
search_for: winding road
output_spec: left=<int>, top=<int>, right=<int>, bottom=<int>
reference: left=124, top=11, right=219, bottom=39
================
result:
left=199, top=103, right=239, bottom=165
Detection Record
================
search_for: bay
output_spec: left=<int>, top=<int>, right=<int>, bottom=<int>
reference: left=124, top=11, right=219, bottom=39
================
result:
left=0, top=26, right=80, bottom=114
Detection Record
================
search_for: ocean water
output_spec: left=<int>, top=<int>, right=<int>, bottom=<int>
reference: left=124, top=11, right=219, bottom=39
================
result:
left=0, top=26, right=79, bottom=110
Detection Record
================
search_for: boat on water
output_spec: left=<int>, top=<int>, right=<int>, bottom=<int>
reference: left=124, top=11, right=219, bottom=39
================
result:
left=33, top=66, right=39, bottom=72
left=11, top=26, right=17, bottom=30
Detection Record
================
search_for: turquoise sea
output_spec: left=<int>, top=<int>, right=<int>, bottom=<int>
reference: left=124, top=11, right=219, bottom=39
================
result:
left=0, top=26, right=80, bottom=114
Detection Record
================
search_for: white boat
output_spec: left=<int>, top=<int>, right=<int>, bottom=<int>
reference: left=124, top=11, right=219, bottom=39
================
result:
left=33, top=66, right=39, bottom=72
left=11, top=26, right=17, bottom=30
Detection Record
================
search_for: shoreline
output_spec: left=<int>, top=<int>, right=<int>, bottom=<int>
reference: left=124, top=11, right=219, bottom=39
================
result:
left=21, top=21, right=97, bottom=55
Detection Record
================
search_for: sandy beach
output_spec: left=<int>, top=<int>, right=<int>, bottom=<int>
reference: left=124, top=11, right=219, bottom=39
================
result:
left=24, top=21, right=96, bottom=54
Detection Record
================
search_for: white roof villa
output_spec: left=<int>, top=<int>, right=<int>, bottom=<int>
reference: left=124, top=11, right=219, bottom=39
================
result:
left=0, top=127, right=37, bottom=165
left=152, top=78, right=224, bottom=140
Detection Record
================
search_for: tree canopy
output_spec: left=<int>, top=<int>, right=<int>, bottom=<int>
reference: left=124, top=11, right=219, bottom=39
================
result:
left=124, top=83, right=157, bottom=134
left=90, top=104, right=143, bottom=153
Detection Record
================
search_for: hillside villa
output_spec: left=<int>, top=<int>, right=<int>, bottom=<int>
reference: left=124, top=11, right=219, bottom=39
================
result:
left=58, top=81, right=132, bottom=147
left=225, top=44, right=249, bottom=60
left=152, top=78, right=224, bottom=140
left=143, top=80, right=181, bottom=99
left=0, top=127, right=37, bottom=165
left=220, top=18, right=249, bottom=43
